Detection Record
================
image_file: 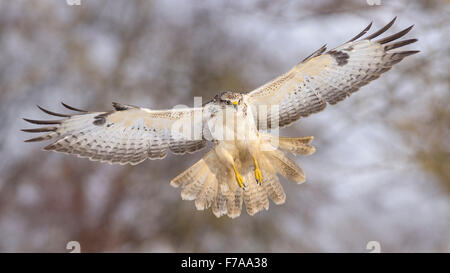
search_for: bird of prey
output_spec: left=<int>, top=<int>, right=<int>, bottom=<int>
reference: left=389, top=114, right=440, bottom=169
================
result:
left=23, top=18, right=418, bottom=218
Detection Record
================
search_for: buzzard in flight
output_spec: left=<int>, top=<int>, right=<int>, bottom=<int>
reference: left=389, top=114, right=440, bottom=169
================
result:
left=23, top=18, right=418, bottom=218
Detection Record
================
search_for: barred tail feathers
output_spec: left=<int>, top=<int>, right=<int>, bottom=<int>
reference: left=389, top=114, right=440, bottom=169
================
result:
left=170, top=136, right=315, bottom=218
left=277, top=136, right=316, bottom=155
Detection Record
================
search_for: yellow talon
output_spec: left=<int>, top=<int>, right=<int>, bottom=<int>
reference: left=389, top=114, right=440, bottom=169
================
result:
left=253, top=156, right=263, bottom=186
left=255, top=168, right=262, bottom=186
left=232, top=164, right=246, bottom=189
left=236, top=172, right=246, bottom=189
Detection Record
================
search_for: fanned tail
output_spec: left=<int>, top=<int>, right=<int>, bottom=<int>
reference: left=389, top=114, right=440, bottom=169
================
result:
left=170, top=136, right=315, bottom=218
left=261, top=169, right=286, bottom=205
left=278, top=136, right=316, bottom=155
left=171, top=151, right=244, bottom=218
left=243, top=171, right=269, bottom=215
left=171, top=152, right=219, bottom=203
left=266, top=149, right=306, bottom=183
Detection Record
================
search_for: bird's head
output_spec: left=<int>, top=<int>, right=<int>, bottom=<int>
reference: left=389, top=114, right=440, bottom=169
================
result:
left=215, top=91, right=243, bottom=110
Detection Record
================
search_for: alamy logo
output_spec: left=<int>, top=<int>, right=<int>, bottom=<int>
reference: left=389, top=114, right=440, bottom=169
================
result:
left=66, top=241, right=81, bottom=253
left=366, top=0, right=381, bottom=5
left=366, top=241, right=381, bottom=253
left=66, top=0, right=81, bottom=6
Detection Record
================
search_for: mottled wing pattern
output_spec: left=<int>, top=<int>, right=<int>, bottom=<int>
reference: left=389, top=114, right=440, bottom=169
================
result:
left=248, top=17, right=419, bottom=129
left=22, top=102, right=206, bottom=165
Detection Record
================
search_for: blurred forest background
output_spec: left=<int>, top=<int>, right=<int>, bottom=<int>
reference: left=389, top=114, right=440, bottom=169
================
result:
left=0, top=0, right=448, bottom=252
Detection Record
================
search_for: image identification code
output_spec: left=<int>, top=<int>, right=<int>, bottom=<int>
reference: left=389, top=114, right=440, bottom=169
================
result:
left=181, top=257, right=268, bottom=270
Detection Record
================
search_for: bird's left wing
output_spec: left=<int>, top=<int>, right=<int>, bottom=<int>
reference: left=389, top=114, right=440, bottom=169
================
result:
left=247, top=17, right=418, bottom=129
left=22, top=102, right=206, bottom=165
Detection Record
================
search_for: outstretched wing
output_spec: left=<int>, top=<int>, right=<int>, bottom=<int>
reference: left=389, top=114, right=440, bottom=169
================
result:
left=248, top=17, right=419, bottom=129
left=22, top=102, right=206, bottom=165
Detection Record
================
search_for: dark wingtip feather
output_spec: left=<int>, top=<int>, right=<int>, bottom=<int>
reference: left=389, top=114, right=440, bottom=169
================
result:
left=300, top=44, right=327, bottom=63
left=23, top=118, right=62, bottom=125
left=24, top=135, right=51, bottom=142
left=347, top=21, right=372, bottom=43
left=112, top=102, right=138, bottom=111
left=395, top=50, right=420, bottom=57
left=365, top=17, right=397, bottom=40
left=112, top=102, right=124, bottom=110
left=376, top=24, right=415, bottom=44
left=37, top=105, right=71, bottom=117
left=43, top=142, right=60, bottom=151
left=21, top=127, right=57, bottom=133
left=61, top=102, right=88, bottom=112
left=384, top=38, right=418, bottom=51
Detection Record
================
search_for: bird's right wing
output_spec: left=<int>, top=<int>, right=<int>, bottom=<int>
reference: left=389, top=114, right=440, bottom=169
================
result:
left=247, top=17, right=418, bottom=129
left=22, top=102, right=206, bottom=165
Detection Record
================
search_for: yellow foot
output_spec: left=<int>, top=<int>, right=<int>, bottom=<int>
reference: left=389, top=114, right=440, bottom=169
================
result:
left=235, top=172, right=246, bottom=189
left=254, top=168, right=263, bottom=186
left=253, top=156, right=263, bottom=186
left=232, top=164, right=247, bottom=190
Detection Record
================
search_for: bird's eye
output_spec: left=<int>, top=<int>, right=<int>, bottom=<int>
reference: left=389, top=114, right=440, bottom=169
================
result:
left=226, top=101, right=231, bottom=105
